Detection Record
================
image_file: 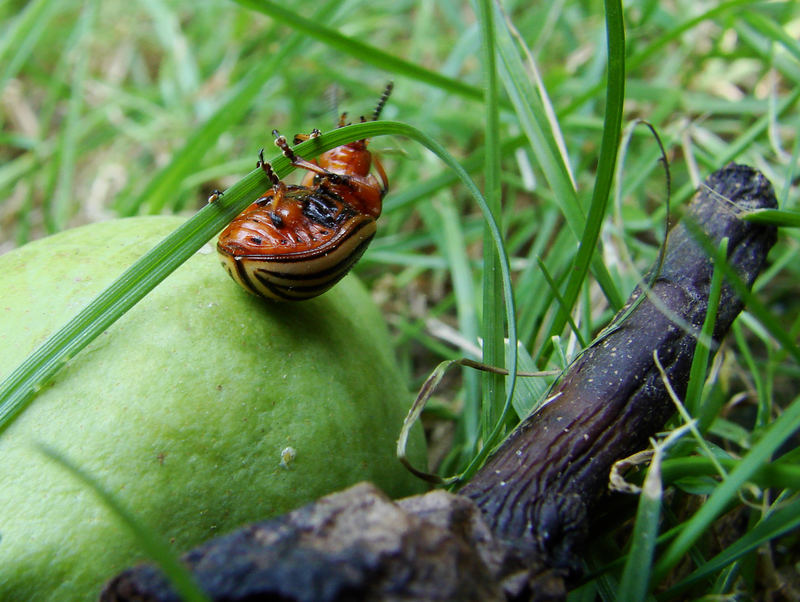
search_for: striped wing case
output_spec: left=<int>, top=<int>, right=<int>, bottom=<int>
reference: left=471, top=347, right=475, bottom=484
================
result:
left=217, top=186, right=377, bottom=301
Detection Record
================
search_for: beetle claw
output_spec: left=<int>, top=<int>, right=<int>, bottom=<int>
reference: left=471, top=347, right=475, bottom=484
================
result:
left=206, top=189, right=224, bottom=204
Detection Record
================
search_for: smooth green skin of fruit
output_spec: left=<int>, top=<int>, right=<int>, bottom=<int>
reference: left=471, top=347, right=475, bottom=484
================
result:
left=0, top=216, right=426, bottom=601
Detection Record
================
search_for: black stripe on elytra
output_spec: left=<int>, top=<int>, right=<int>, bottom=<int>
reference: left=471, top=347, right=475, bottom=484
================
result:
left=253, top=227, right=374, bottom=283
left=252, top=234, right=374, bottom=297
left=254, top=230, right=372, bottom=288
left=233, top=256, right=261, bottom=296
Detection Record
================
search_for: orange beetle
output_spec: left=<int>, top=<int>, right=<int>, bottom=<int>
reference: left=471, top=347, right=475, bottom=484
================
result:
left=217, top=84, right=392, bottom=301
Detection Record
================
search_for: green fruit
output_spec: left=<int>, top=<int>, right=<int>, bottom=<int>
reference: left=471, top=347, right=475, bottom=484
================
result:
left=0, top=216, right=426, bottom=601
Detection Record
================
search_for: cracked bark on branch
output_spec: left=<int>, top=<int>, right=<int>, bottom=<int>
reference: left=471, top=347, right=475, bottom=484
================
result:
left=101, top=164, right=778, bottom=601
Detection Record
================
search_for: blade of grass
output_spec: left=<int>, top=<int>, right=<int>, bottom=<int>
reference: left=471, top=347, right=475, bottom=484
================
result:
left=736, top=18, right=800, bottom=85
left=659, top=456, right=800, bottom=491
left=500, top=8, right=575, bottom=189
left=686, top=239, right=726, bottom=419
left=651, top=394, right=800, bottom=584
left=492, top=5, right=623, bottom=311
left=537, top=257, right=587, bottom=348
left=429, top=197, right=481, bottom=464
left=38, top=444, right=211, bottom=602
left=547, top=0, right=625, bottom=341
left=662, top=494, right=800, bottom=599
left=46, top=0, right=97, bottom=233
left=475, top=0, right=508, bottom=441
left=741, top=9, right=800, bottom=63
left=732, top=321, right=771, bottom=430
left=383, top=123, right=518, bottom=481
left=233, top=0, right=485, bottom=103
left=492, top=8, right=577, bottom=226
left=617, top=439, right=666, bottom=601
left=741, top=208, right=800, bottom=228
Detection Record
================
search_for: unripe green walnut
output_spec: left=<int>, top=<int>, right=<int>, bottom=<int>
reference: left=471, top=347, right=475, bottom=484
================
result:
left=0, top=216, right=426, bottom=601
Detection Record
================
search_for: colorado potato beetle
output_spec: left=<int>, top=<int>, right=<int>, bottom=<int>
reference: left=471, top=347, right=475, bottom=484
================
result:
left=216, top=83, right=392, bottom=302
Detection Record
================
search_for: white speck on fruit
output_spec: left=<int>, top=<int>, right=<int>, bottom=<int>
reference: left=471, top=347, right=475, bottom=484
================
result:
left=279, top=446, right=296, bottom=469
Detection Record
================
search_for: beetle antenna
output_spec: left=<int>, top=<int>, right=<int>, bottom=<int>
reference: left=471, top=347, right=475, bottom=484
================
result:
left=372, top=82, right=393, bottom=121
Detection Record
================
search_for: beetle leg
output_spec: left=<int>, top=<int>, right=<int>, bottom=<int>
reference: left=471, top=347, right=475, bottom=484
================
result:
left=272, top=130, right=369, bottom=199
left=267, top=192, right=285, bottom=228
left=267, top=176, right=287, bottom=227
left=273, top=130, right=336, bottom=181
left=292, top=128, right=322, bottom=145
left=257, top=149, right=282, bottom=187
left=256, top=147, right=288, bottom=220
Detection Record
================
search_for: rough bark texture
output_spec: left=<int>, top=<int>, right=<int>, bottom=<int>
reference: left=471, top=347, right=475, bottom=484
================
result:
left=102, top=483, right=509, bottom=601
left=101, top=164, right=778, bottom=601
